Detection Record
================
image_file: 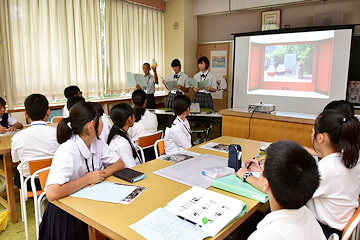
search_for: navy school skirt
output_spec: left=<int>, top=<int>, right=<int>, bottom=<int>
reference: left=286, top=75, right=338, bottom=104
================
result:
left=165, top=91, right=183, bottom=109
left=39, top=202, right=89, bottom=240
left=193, top=92, right=214, bottom=111
left=146, top=93, right=156, bottom=109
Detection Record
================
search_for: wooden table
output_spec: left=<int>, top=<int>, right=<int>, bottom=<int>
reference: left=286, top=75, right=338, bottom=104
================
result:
left=52, top=136, right=268, bottom=239
left=220, top=108, right=316, bottom=147
left=0, top=133, right=18, bottom=223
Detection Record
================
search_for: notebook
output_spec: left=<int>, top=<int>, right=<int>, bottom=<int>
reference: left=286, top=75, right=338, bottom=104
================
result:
left=212, top=174, right=268, bottom=203
left=113, top=168, right=146, bottom=183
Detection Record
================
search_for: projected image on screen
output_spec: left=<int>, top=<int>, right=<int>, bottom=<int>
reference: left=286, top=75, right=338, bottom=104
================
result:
left=247, top=31, right=334, bottom=99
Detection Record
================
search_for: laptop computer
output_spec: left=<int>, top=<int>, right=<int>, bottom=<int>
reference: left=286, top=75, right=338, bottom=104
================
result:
left=190, top=102, right=200, bottom=114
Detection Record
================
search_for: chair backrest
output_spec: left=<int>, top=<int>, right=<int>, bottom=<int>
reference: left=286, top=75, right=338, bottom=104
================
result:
left=38, top=169, right=50, bottom=191
left=342, top=197, right=360, bottom=240
left=28, top=159, right=52, bottom=176
left=154, top=139, right=165, bottom=158
left=138, top=131, right=162, bottom=149
left=51, top=116, right=64, bottom=123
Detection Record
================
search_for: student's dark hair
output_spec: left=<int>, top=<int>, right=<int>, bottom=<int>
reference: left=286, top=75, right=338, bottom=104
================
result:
left=0, top=97, right=6, bottom=107
left=314, top=109, right=360, bottom=168
left=166, top=95, right=191, bottom=128
left=24, top=94, right=49, bottom=121
left=64, top=85, right=80, bottom=99
left=171, top=59, right=181, bottom=67
left=323, top=100, right=354, bottom=117
left=198, top=56, right=209, bottom=69
left=108, top=103, right=137, bottom=159
left=89, top=102, right=104, bottom=116
left=67, top=96, right=85, bottom=110
left=132, top=89, right=147, bottom=122
left=57, top=101, right=101, bottom=144
left=143, top=62, right=150, bottom=68
left=263, top=141, right=320, bottom=209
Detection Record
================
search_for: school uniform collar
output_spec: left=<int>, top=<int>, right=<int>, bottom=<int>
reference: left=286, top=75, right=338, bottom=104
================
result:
left=73, top=134, right=96, bottom=159
left=202, top=70, right=209, bottom=75
left=258, top=206, right=307, bottom=229
left=30, top=120, right=47, bottom=126
left=320, top=152, right=342, bottom=162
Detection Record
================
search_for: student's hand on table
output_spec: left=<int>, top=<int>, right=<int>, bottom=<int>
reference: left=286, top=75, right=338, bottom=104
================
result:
left=7, top=126, right=17, bottom=132
left=0, top=126, right=6, bottom=134
left=245, top=159, right=261, bottom=172
left=193, top=87, right=199, bottom=92
left=236, top=167, right=249, bottom=180
left=136, top=84, right=141, bottom=90
left=86, top=170, right=106, bottom=184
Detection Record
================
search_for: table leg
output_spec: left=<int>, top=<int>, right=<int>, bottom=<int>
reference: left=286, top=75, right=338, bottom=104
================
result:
left=88, top=225, right=106, bottom=240
left=3, top=153, right=17, bottom=223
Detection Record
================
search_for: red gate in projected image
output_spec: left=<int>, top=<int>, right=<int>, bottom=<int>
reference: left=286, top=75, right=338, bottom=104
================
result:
left=248, top=38, right=334, bottom=96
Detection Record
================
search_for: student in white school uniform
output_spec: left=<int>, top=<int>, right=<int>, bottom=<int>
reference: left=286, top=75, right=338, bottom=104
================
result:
left=62, top=85, right=83, bottom=117
left=128, top=89, right=158, bottom=141
left=193, top=56, right=217, bottom=111
left=136, top=62, right=158, bottom=109
left=108, top=103, right=141, bottom=167
left=163, top=59, right=190, bottom=109
left=11, top=94, right=59, bottom=190
left=0, top=97, right=23, bottom=133
left=39, top=101, right=125, bottom=240
left=67, top=96, right=112, bottom=144
left=246, top=141, right=326, bottom=240
left=164, top=95, right=192, bottom=155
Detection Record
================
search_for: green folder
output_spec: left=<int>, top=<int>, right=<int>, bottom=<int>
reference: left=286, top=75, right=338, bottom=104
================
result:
left=188, top=78, right=198, bottom=87
left=212, top=174, right=269, bottom=203
left=127, top=72, right=137, bottom=87
left=164, top=81, right=177, bottom=91
left=198, top=79, right=210, bottom=90
left=134, top=74, right=147, bottom=87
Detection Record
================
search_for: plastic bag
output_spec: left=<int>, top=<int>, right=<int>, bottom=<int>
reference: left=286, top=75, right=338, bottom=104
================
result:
left=0, top=209, right=9, bottom=232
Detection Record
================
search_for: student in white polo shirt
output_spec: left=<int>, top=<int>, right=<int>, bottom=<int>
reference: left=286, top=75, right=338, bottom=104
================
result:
left=128, top=89, right=158, bottom=141
left=39, top=101, right=125, bottom=240
left=306, top=109, right=360, bottom=238
left=243, top=141, right=326, bottom=240
left=163, top=59, right=190, bottom=109
left=164, top=95, right=192, bottom=155
left=11, top=94, right=59, bottom=190
left=136, top=62, right=158, bottom=109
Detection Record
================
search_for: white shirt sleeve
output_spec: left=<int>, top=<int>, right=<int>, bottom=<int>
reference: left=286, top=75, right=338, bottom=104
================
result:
left=7, top=114, right=18, bottom=126
left=183, top=74, right=190, bottom=88
left=117, top=141, right=138, bottom=168
left=100, top=140, right=121, bottom=167
left=46, top=150, right=76, bottom=187
left=172, top=125, right=192, bottom=150
left=210, top=73, right=218, bottom=89
left=11, top=133, right=20, bottom=163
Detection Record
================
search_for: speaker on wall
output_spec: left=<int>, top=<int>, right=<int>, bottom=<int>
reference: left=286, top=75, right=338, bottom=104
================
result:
left=313, top=11, right=343, bottom=26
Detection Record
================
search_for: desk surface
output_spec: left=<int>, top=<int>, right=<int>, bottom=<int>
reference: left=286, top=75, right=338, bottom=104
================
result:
left=220, top=108, right=317, bottom=124
left=53, top=136, right=268, bottom=240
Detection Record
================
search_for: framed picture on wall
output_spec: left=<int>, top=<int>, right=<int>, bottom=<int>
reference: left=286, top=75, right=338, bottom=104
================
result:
left=261, top=10, right=281, bottom=31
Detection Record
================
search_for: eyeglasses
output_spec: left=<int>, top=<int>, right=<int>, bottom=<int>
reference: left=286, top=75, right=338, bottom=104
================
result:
left=258, top=159, right=265, bottom=172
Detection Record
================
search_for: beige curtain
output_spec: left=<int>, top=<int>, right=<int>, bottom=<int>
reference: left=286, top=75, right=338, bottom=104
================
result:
left=1, top=0, right=102, bottom=107
left=105, top=0, right=165, bottom=95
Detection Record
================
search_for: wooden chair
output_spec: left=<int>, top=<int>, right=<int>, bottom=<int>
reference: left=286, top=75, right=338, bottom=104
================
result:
left=18, top=158, right=52, bottom=240
left=50, top=116, right=64, bottom=123
left=137, top=131, right=162, bottom=162
left=342, top=198, right=360, bottom=240
left=154, top=139, right=165, bottom=158
left=31, top=166, right=50, bottom=239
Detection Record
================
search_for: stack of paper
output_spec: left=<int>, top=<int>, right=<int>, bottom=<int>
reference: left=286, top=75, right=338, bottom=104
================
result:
left=130, top=186, right=246, bottom=240
left=158, top=150, right=201, bottom=163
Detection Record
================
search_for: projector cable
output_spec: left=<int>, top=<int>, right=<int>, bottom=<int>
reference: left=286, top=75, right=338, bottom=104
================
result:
left=247, top=106, right=258, bottom=139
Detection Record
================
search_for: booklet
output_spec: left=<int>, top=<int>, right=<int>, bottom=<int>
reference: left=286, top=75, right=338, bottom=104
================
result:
left=115, top=183, right=147, bottom=205
left=188, top=78, right=210, bottom=90
left=159, top=150, right=201, bottom=163
left=130, top=186, right=247, bottom=239
left=164, top=80, right=177, bottom=91
left=199, top=142, right=230, bottom=153
left=127, top=72, right=146, bottom=88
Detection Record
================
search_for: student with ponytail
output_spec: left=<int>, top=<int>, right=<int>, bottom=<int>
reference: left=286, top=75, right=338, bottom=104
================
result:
left=128, top=89, right=158, bottom=141
left=306, top=109, right=360, bottom=238
left=164, top=95, right=192, bottom=155
left=39, top=101, right=125, bottom=240
left=108, top=103, right=141, bottom=167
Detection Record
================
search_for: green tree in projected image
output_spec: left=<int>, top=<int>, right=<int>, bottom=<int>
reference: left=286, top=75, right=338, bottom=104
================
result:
left=269, top=45, right=314, bottom=75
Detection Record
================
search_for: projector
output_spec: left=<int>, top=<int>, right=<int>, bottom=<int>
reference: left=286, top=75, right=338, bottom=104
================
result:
left=247, top=102, right=276, bottom=113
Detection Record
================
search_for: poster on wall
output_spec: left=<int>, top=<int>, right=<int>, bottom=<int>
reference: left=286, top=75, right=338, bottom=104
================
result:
left=210, top=50, right=227, bottom=99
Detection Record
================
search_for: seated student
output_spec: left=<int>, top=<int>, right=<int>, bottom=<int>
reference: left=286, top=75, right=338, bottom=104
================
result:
left=67, top=96, right=112, bottom=144
left=136, top=63, right=158, bottom=109
left=63, top=85, right=83, bottom=117
left=108, top=103, right=141, bottom=167
left=164, top=95, right=192, bottom=155
left=11, top=94, right=59, bottom=190
left=0, top=97, right=23, bottom=133
left=245, top=141, right=326, bottom=240
left=193, top=56, right=217, bottom=111
left=128, top=89, right=158, bottom=141
left=39, top=101, right=125, bottom=240
left=163, top=59, right=190, bottom=109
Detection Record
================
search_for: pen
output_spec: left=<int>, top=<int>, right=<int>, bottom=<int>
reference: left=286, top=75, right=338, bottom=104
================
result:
left=247, top=161, right=253, bottom=170
left=176, top=215, right=202, bottom=227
